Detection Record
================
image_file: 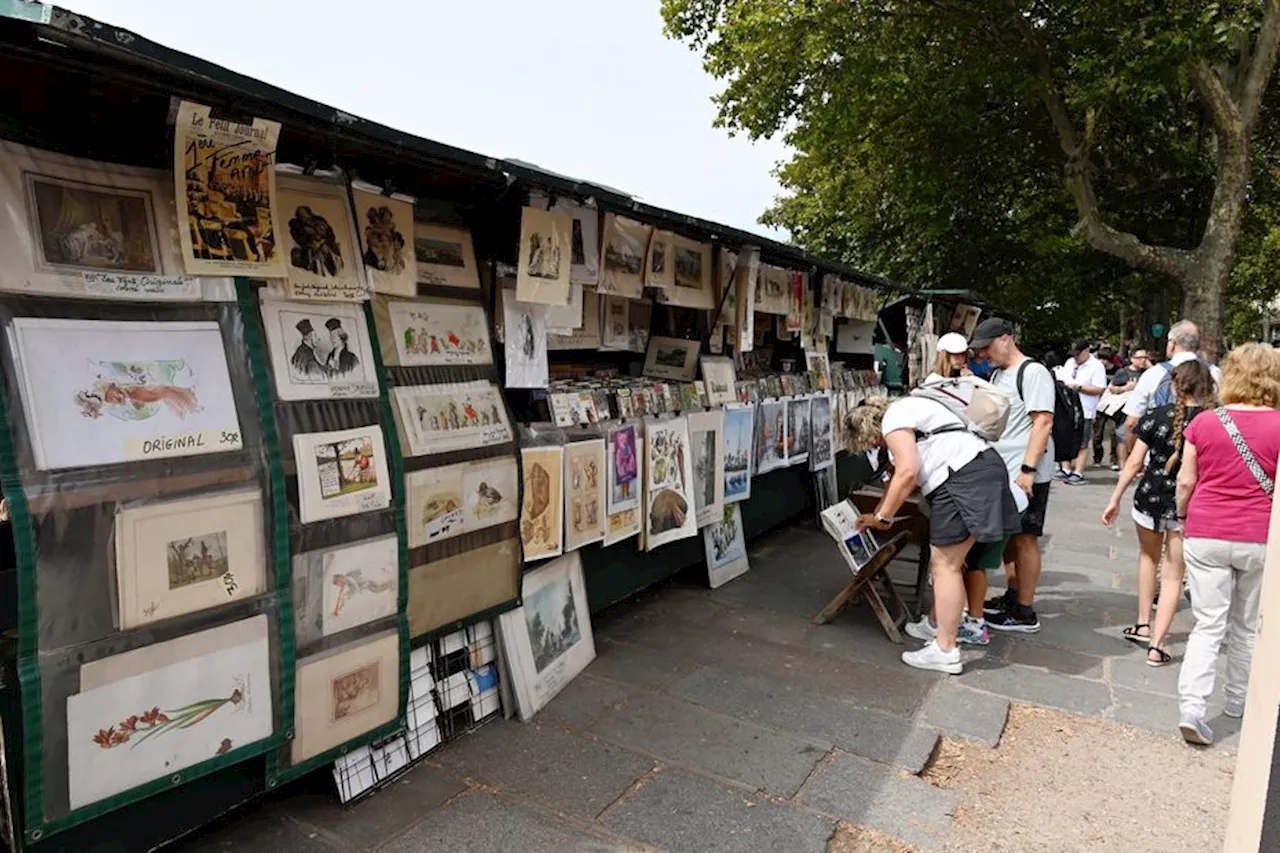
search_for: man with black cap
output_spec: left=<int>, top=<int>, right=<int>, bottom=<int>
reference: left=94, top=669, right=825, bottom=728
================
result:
left=1059, top=340, right=1108, bottom=484
left=291, top=318, right=326, bottom=377
left=969, top=317, right=1055, bottom=633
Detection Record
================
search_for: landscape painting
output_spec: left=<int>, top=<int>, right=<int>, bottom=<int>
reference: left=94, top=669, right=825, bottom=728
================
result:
left=703, top=503, right=749, bottom=589
left=167, top=531, right=228, bottom=590
left=642, top=335, right=699, bottom=382
left=598, top=213, right=649, bottom=298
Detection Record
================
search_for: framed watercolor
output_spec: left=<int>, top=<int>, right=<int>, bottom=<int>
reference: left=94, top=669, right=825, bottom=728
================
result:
left=276, top=173, right=367, bottom=301
left=704, top=503, right=749, bottom=589
left=260, top=299, right=378, bottom=400
left=644, top=415, right=698, bottom=551
left=520, top=445, right=565, bottom=561
left=809, top=393, right=835, bottom=472
left=405, top=456, right=519, bottom=548
left=722, top=404, right=754, bottom=503
left=352, top=188, right=417, bottom=296
left=515, top=205, right=573, bottom=307
left=391, top=381, right=513, bottom=457
left=293, top=426, right=392, bottom=524
left=700, top=356, right=738, bottom=407
left=413, top=221, right=479, bottom=290
left=293, top=630, right=399, bottom=764
left=9, top=318, right=243, bottom=471
left=687, top=410, right=725, bottom=529
left=375, top=295, right=492, bottom=368
left=642, top=335, right=700, bottom=382
left=597, top=213, right=650, bottom=298
left=754, top=399, right=788, bottom=475
left=563, top=439, right=606, bottom=551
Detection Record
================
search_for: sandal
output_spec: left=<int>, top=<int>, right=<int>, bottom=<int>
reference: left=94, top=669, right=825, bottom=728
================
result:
left=1123, top=624, right=1152, bottom=644
left=1147, top=647, right=1172, bottom=667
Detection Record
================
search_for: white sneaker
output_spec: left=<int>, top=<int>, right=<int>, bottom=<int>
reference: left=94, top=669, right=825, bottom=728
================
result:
left=905, top=616, right=938, bottom=642
left=1179, top=715, right=1214, bottom=746
left=902, top=640, right=962, bottom=674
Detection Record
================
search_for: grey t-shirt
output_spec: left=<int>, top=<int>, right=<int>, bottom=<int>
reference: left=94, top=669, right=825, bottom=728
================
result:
left=990, top=357, right=1057, bottom=483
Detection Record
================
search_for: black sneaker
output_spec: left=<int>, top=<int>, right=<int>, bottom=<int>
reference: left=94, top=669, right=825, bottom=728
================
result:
left=987, top=604, right=1042, bottom=633
left=983, top=588, right=1017, bottom=616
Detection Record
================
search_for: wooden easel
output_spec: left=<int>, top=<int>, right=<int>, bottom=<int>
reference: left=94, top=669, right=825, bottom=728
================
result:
left=811, top=531, right=914, bottom=643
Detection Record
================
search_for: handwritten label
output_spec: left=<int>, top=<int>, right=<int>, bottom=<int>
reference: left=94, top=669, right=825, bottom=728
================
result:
left=329, top=382, right=380, bottom=399
left=82, top=272, right=201, bottom=300
left=284, top=279, right=369, bottom=302
left=124, top=428, right=242, bottom=461
left=427, top=508, right=464, bottom=541
left=479, top=424, right=512, bottom=446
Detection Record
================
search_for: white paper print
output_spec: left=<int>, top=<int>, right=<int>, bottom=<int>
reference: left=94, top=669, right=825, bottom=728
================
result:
left=294, top=426, right=392, bottom=524
left=502, top=296, right=550, bottom=389
left=644, top=416, right=699, bottom=551
left=321, top=536, right=399, bottom=636
left=276, top=173, right=368, bottom=301
left=261, top=299, right=379, bottom=400
left=809, top=393, right=835, bottom=471
left=354, top=188, right=417, bottom=296
left=515, top=205, right=573, bottom=307
left=406, top=456, right=519, bottom=548
left=787, top=396, right=811, bottom=467
left=387, top=299, right=493, bottom=367
left=392, top=381, right=513, bottom=457
left=754, top=399, right=788, bottom=474
left=688, top=410, right=725, bottom=529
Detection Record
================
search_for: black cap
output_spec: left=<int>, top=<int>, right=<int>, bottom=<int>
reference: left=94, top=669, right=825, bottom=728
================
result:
left=969, top=317, right=1014, bottom=350
left=1069, top=339, right=1091, bottom=356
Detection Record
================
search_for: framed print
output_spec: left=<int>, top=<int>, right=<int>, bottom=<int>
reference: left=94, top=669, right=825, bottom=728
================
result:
left=392, top=382, right=513, bottom=457
left=497, top=552, right=595, bottom=720
left=376, top=296, right=492, bottom=367
left=174, top=101, right=286, bottom=278
left=605, top=423, right=640, bottom=514
left=810, top=393, right=835, bottom=471
left=67, top=615, right=273, bottom=810
left=502, top=294, right=550, bottom=389
left=260, top=299, right=378, bottom=400
left=722, top=404, right=754, bottom=503
left=276, top=173, right=367, bottom=301
left=700, top=356, right=738, bottom=407
left=787, top=396, right=812, bottom=467
left=563, top=439, right=606, bottom=551
left=406, top=456, right=519, bottom=548
left=292, top=535, right=399, bottom=643
left=293, top=631, right=399, bottom=764
left=293, top=426, right=392, bottom=524
left=598, top=213, right=650, bottom=298
left=688, top=410, right=725, bottom=529
left=704, top=504, right=749, bottom=589
left=353, top=188, right=417, bottom=296
left=663, top=234, right=714, bottom=310
left=413, top=221, right=479, bottom=290
left=115, top=488, right=267, bottom=630
left=644, top=229, right=674, bottom=291
left=516, top=205, right=573, bottom=307
left=9, top=318, right=243, bottom=471
left=642, top=335, right=700, bottom=382
left=754, top=399, right=788, bottom=474
left=520, top=445, right=565, bottom=561
left=644, top=416, right=698, bottom=551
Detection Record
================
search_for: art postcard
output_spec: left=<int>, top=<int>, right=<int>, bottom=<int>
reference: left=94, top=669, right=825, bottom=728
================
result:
left=704, top=503, right=749, bottom=589
left=598, top=213, right=649, bottom=298
left=406, top=456, right=518, bottom=548
left=644, top=416, right=698, bottom=551
left=700, top=356, right=738, bottom=408
left=754, top=399, right=788, bottom=474
left=276, top=173, right=367, bottom=300
left=66, top=615, right=273, bottom=810
left=293, top=631, right=399, bottom=764
left=520, top=445, right=564, bottom=561
left=353, top=188, right=417, bottom=296
left=174, top=101, right=285, bottom=278
left=392, top=382, right=513, bottom=457
left=642, top=335, right=700, bottom=382
left=688, top=410, right=725, bottom=529
left=809, top=393, right=835, bottom=472
left=644, top=229, right=674, bottom=291
left=319, top=536, right=399, bottom=637
left=787, top=396, right=812, bottom=467
left=293, top=426, right=392, bottom=524
left=665, top=234, right=714, bottom=310
left=502, top=293, right=550, bottom=389
left=563, top=439, right=606, bottom=551
left=261, top=299, right=378, bottom=400
left=115, top=489, right=266, bottom=630
left=600, top=294, right=631, bottom=350
left=413, top=221, right=479, bottom=290
left=10, top=318, right=243, bottom=471
left=380, top=297, right=492, bottom=367
left=516, top=205, right=573, bottom=307
left=722, top=404, right=754, bottom=504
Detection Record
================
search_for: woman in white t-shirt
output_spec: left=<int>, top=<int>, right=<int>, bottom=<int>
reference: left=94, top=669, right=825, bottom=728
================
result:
left=847, top=396, right=1020, bottom=675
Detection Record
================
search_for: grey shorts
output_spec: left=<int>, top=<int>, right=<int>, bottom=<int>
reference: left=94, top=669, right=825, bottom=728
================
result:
left=1081, top=419, right=1095, bottom=447
left=926, top=450, right=1021, bottom=546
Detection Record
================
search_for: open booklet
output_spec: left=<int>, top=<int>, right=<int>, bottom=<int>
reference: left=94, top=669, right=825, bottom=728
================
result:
left=820, top=500, right=882, bottom=576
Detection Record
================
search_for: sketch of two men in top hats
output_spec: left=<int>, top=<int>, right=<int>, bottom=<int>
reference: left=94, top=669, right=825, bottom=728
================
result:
left=291, top=316, right=360, bottom=380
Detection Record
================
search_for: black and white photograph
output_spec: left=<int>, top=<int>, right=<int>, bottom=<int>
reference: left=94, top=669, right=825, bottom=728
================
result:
left=261, top=300, right=379, bottom=400
left=809, top=393, right=835, bottom=471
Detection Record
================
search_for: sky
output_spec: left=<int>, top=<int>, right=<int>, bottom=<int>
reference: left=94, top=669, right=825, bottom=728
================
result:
left=59, top=0, right=792, bottom=240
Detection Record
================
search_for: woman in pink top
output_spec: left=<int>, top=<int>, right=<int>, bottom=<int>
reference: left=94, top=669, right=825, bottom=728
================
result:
left=1174, top=343, right=1280, bottom=746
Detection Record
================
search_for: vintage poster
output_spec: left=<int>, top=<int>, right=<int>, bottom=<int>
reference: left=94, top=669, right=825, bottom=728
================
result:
left=260, top=299, right=379, bottom=400
left=516, top=205, right=573, bottom=307
left=115, top=489, right=266, bottom=630
left=754, top=399, right=788, bottom=474
left=66, top=615, right=273, bottom=810
left=392, top=381, right=513, bottom=457
left=600, top=294, right=631, bottom=350
left=644, top=229, right=674, bottom=292
left=810, top=393, right=835, bottom=472
left=722, top=404, right=754, bottom=503
left=502, top=294, right=550, bottom=389
left=10, top=318, right=243, bottom=471
left=642, top=335, right=700, bottom=382
left=704, top=503, right=749, bottom=589
left=352, top=188, right=417, bottom=296
left=787, top=396, right=812, bottom=467
left=405, top=456, right=519, bottom=548
left=662, top=234, right=714, bottom=311
left=174, top=101, right=285, bottom=278
left=598, top=212, right=650, bottom=298
left=276, top=173, right=367, bottom=301
left=700, top=356, right=738, bottom=408
left=413, top=221, right=479, bottom=290
left=319, top=537, right=399, bottom=637
left=605, top=423, right=640, bottom=514
left=644, top=416, right=698, bottom=551
left=563, top=439, right=606, bottom=551
left=687, top=410, right=725, bottom=529
left=379, top=297, right=492, bottom=367
left=293, top=631, right=399, bottom=764
left=293, top=426, right=392, bottom=524
left=520, top=445, right=565, bottom=561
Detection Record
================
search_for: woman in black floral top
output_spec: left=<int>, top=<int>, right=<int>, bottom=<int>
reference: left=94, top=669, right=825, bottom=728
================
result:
left=1102, top=360, right=1216, bottom=666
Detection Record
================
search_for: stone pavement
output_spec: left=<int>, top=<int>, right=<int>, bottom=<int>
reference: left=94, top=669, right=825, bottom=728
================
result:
left=176, top=472, right=1239, bottom=853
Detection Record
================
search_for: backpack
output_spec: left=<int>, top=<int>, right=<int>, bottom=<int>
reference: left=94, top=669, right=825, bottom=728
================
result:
left=1151, top=361, right=1175, bottom=408
left=910, top=376, right=1011, bottom=442
left=1015, top=361, right=1085, bottom=463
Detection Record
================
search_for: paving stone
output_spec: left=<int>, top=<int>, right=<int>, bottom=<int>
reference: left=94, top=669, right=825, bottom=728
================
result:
left=1019, top=614, right=1146, bottom=658
left=956, top=662, right=1112, bottom=717
left=797, top=752, right=957, bottom=852
left=1110, top=656, right=1181, bottom=696
left=177, top=807, right=340, bottom=852
left=604, top=770, right=834, bottom=853
left=586, top=638, right=699, bottom=689
left=917, top=680, right=1010, bottom=747
left=668, top=666, right=939, bottom=774
left=994, top=638, right=1107, bottom=681
left=539, top=675, right=636, bottom=730
left=590, top=692, right=826, bottom=796
left=432, top=720, right=653, bottom=819
left=707, top=603, right=819, bottom=647
left=380, top=792, right=640, bottom=853
left=1109, top=685, right=1182, bottom=734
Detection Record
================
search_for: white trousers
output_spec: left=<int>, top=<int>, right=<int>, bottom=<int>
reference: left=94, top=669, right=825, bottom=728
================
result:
left=1177, top=537, right=1267, bottom=719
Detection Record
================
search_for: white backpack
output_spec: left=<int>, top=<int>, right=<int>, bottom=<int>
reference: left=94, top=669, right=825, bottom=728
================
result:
left=910, top=376, right=1011, bottom=442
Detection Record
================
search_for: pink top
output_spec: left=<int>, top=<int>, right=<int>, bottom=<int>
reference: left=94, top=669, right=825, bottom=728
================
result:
left=1184, top=408, right=1280, bottom=543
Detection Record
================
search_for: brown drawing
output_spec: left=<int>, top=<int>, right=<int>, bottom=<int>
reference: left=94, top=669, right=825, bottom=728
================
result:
left=166, top=531, right=229, bottom=590
left=331, top=661, right=380, bottom=721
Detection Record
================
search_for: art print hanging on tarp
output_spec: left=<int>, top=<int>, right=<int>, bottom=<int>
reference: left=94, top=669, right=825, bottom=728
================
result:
left=687, top=410, right=725, bottom=529
left=598, top=213, right=650, bottom=298
left=502, top=294, right=550, bottom=389
left=9, top=318, right=243, bottom=471
left=276, top=173, right=367, bottom=300
left=293, top=630, right=399, bottom=764
left=520, top=445, right=565, bottom=561
left=174, top=101, right=285, bottom=278
left=406, top=456, right=519, bottom=548
left=642, top=335, right=700, bottom=382
left=809, top=393, right=835, bottom=471
left=291, top=535, right=399, bottom=641
left=563, top=439, right=606, bottom=551
left=644, top=416, right=698, bottom=551
left=787, top=396, right=812, bottom=467
left=548, top=287, right=603, bottom=350
left=380, top=297, right=492, bottom=367
left=704, top=503, right=749, bottom=589
left=412, top=221, right=479, bottom=290
left=66, top=615, right=273, bottom=810
left=722, top=403, right=754, bottom=503
left=260, top=299, right=378, bottom=400
left=516, top=205, right=573, bottom=307
left=293, top=426, right=392, bottom=524
left=754, top=399, right=787, bottom=474
left=352, top=188, right=417, bottom=296
left=391, top=381, right=513, bottom=457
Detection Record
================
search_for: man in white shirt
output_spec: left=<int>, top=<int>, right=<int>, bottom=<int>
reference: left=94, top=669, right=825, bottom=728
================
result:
left=1060, top=341, right=1107, bottom=484
left=1121, top=320, right=1222, bottom=457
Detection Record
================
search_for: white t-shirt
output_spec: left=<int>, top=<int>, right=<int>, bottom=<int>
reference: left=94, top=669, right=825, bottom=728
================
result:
left=990, top=357, right=1057, bottom=483
left=1068, top=355, right=1107, bottom=419
left=1122, top=351, right=1223, bottom=418
left=879, top=397, right=986, bottom=495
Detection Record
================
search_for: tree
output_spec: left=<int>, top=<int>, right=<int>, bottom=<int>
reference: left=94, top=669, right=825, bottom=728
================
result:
left=663, top=1, right=1280, bottom=353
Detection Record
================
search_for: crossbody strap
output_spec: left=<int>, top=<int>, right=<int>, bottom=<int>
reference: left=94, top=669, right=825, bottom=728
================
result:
left=1214, top=407, right=1275, bottom=495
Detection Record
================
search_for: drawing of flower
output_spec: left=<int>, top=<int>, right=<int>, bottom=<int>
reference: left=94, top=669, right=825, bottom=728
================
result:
left=93, top=728, right=115, bottom=749
left=90, top=689, right=245, bottom=749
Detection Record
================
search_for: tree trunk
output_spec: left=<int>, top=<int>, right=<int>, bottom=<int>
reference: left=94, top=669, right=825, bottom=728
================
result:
left=1183, top=252, right=1231, bottom=359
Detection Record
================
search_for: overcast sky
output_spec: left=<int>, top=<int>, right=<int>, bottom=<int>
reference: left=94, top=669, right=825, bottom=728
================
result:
left=60, top=0, right=791, bottom=239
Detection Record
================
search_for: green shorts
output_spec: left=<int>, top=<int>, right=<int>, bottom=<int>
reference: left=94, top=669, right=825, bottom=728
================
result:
left=965, top=536, right=1010, bottom=572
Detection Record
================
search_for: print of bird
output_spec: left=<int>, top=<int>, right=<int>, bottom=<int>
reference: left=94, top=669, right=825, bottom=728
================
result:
left=476, top=481, right=503, bottom=506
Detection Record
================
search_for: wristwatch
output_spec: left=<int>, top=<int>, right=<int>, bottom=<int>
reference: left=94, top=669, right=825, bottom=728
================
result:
left=875, top=513, right=892, bottom=526
left=1020, top=463, right=1037, bottom=475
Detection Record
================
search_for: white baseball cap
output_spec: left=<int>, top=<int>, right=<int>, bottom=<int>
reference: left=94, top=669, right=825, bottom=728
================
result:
left=937, top=332, right=969, bottom=354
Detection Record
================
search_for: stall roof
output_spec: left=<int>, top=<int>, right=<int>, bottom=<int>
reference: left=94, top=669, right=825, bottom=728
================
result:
left=0, top=0, right=906, bottom=294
